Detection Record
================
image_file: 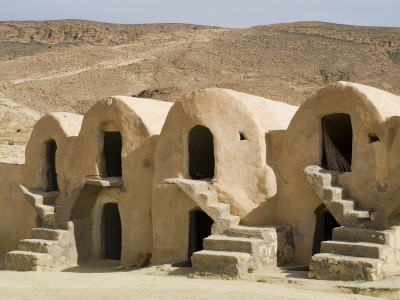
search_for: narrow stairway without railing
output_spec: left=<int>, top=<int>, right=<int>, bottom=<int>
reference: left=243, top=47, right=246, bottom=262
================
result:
left=5, top=177, right=123, bottom=271
left=164, top=178, right=294, bottom=276
left=303, top=165, right=370, bottom=227
left=5, top=223, right=77, bottom=271
left=303, top=165, right=400, bottom=281
left=309, top=226, right=400, bottom=280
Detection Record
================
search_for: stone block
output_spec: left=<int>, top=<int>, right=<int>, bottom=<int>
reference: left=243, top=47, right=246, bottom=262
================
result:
left=19, top=239, right=56, bottom=253
left=321, top=240, right=389, bottom=259
left=333, top=227, right=395, bottom=247
left=191, top=250, right=252, bottom=277
left=5, top=251, right=51, bottom=271
left=311, top=253, right=383, bottom=281
left=31, top=228, right=64, bottom=241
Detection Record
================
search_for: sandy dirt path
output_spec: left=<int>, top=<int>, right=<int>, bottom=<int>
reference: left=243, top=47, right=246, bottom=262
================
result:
left=0, top=268, right=390, bottom=300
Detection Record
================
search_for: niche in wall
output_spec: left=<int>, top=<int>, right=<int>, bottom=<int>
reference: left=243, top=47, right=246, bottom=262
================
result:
left=188, top=125, right=215, bottom=179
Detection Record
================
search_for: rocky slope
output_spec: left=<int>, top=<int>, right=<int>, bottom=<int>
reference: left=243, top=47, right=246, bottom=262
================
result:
left=0, top=20, right=400, bottom=160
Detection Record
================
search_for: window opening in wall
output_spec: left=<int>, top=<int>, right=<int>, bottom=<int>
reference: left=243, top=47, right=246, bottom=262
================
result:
left=368, top=133, right=380, bottom=143
left=312, top=204, right=340, bottom=255
left=43, top=139, right=58, bottom=192
left=188, top=209, right=213, bottom=263
left=239, top=132, right=246, bottom=140
left=188, top=125, right=215, bottom=179
left=102, top=203, right=122, bottom=260
left=321, top=113, right=352, bottom=172
left=103, top=131, right=122, bottom=177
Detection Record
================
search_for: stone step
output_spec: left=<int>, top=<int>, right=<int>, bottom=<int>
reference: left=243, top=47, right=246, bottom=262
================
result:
left=203, top=235, right=263, bottom=255
left=225, top=225, right=279, bottom=241
left=310, top=253, right=383, bottom=281
left=163, top=178, right=209, bottom=193
left=219, top=215, right=240, bottom=228
left=19, top=239, right=56, bottom=253
left=31, top=228, right=66, bottom=241
left=330, top=199, right=355, bottom=212
left=348, top=209, right=370, bottom=219
left=321, top=240, right=389, bottom=259
left=317, top=168, right=339, bottom=186
left=191, top=250, right=253, bottom=277
left=5, top=251, right=51, bottom=271
left=43, top=213, right=57, bottom=228
left=208, top=202, right=230, bottom=216
left=323, top=186, right=346, bottom=200
left=37, top=204, right=57, bottom=214
left=196, top=191, right=218, bottom=204
left=41, top=191, right=59, bottom=205
left=333, top=226, right=395, bottom=247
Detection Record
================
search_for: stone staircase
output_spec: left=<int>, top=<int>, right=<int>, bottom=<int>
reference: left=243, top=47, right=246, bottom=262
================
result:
left=18, top=185, right=60, bottom=227
left=5, top=223, right=78, bottom=271
left=303, top=165, right=400, bottom=281
left=163, top=178, right=240, bottom=233
left=303, top=165, right=370, bottom=226
left=309, top=226, right=400, bottom=281
left=191, top=225, right=293, bottom=277
left=7, top=177, right=123, bottom=272
left=164, top=178, right=294, bottom=277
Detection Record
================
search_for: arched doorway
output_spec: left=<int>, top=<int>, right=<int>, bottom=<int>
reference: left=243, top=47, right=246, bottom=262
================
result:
left=102, top=203, right=122, bottom=260
left=102, top=131, right=122, bottom=177
left=42, top=139, right=58, bottom=192
left=312, top=204, right=340, bottom=255
left=188, top=209, right=213, bottom=262
left=321, top=113, right=352, bottom=172
left=188, top=125, right=215, bottom=179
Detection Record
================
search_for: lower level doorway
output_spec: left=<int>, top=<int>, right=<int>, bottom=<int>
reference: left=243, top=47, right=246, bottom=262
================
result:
left=102, top=203, right=122, bottom=260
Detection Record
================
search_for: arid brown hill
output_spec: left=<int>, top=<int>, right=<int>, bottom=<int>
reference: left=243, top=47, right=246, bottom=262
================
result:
left=0, top=20, right=399, bottom=149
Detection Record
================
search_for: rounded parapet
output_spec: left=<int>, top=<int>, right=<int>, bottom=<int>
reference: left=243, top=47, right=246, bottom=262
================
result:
left=285, top=81, right=400, bottom=218
left=69, top=96, right=172, bottom=179
left=24, top=112, right=83, bottom=191
left=153, top=88, right=297, bottom=220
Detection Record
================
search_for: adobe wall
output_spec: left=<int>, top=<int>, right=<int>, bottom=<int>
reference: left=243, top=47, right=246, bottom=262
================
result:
left=23, top=112, right=83, bottom=231
left=4, top=82, right=400, bottom=270
left=65, top=96, right=172, bottom=266
left=24, top=112, right=83, bottom=192
left=152, top=88, right=297, bottom=263
left=270, top=82, right=400, bottom=263
left=0, top=163, right=37, bottom=256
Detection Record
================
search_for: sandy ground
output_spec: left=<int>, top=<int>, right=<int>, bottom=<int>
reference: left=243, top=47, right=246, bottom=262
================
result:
left=2, top=20, right=400, bottom=148
left=0, top=261, right=399, bottom=300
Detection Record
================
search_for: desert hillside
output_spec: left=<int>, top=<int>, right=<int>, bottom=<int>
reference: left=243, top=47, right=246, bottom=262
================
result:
left=1, top=20, right=400, bottom=158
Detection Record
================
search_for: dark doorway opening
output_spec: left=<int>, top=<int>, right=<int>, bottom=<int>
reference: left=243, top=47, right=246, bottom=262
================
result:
left=188, top=210, right=213, bottom=262
left=103, top=131, right=122, bottom=177
left=312, top=204, right=340, bottom=255
left=188, top=125, right=215, bottom=179
left=321, top=113, right=352, bottom=172
left=102, top=203, right=122, bottom=260
left=44, top=139, right=58, bottom=192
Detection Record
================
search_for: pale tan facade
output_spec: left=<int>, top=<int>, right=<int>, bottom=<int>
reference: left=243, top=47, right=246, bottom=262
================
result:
left=1, top=82, right=400, bottom=280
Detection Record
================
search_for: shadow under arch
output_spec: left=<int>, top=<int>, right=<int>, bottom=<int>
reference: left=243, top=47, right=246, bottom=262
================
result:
left=312, top=203, right=340, bottom=255
left=69, top=184, right=102, bottom=264
left=69, top=184, right=121, bottom=264
left=187, top=207, right=213, bottom=263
